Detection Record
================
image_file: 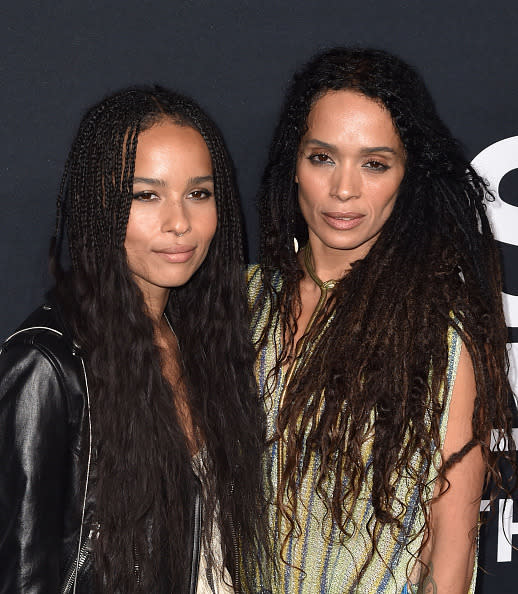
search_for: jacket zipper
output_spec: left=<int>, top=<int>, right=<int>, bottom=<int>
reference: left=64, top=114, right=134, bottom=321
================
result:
left=229, top=481, right=241, bottom=593
left=60, top=523, right=100, bottom=594
left=189, top=488, right=202, bottom=594
left=61, top=490, right=201, bottom=593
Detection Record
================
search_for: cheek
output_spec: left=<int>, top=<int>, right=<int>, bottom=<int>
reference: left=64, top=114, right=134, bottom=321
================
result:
left=124, top=222, right=143, bottom=255
left=123, top=236, right=140, bottom=277
left=297, top=171, right=326, bottom=208
left=195, top=206, right=218, bottom=246
left=124, top=208, right=156, bottom=250
left=124, top=230, right=144, bottom=272
left=303, top=168, right=332, bottom=200
left=124, top=224, right=137, bottom=253
left=380, top=198, right=397, bottom=225
left=368, top=177, right=401, bottom=213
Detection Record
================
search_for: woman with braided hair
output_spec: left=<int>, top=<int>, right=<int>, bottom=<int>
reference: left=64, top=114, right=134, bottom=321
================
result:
left=0, top=87, right=267, bottom=592
left=248, top=48, right=515, bottom=593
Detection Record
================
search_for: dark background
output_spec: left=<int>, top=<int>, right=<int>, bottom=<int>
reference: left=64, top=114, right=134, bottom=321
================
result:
left=2, top=1, right=517, bottom=591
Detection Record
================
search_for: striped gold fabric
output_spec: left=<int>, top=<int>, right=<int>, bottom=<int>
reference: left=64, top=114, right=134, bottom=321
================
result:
left=246, top=265, right=476, bottom=594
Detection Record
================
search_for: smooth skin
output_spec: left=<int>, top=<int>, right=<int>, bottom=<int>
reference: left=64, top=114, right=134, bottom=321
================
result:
left=125, top=121, right=217, bottom=321
left=293, top=90, right=405, bottom=347
left=294, top=90, right=482, bottom=593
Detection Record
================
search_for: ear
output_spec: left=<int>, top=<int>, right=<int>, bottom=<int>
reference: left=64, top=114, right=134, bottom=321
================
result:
left=295, top=174, right=299, bottom=184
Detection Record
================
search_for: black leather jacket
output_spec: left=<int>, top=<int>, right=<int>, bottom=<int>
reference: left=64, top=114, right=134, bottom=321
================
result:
left=0, top=302, right=202, bottom=593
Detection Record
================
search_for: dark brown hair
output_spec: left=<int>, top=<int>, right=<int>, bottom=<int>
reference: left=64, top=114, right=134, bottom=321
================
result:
left=52, top=86, right=267, bottom=591
left=255, top=47, right=515, bottom=582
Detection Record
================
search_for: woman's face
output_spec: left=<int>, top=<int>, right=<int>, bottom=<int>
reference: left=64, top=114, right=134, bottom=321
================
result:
left=295, top=90, right=405, bottom=264
left=125, top=121, right=217, bottom=305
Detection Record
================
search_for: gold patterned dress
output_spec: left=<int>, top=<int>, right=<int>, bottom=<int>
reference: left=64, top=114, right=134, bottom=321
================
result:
left=247, top=265, right=476, bottom=594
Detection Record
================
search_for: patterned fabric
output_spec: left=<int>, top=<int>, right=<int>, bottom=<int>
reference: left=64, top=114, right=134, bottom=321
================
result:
left=197, top=541, right=233, bottom=594
left=247, top=265, right=476, bottom=594
left=192, top=452, right=234, bottom=594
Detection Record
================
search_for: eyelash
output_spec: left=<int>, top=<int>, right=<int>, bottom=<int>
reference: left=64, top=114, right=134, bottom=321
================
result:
left=308, top=152, right=333, bottom=165
left=307, top=153, right=390, bottom=172
left=132, top=191, right=158, bottom=202
left=132, top=189, right=213, bottom=202
left=363, top=160, right=389, bottom=172
left=188, top=189, right=213, bottom=201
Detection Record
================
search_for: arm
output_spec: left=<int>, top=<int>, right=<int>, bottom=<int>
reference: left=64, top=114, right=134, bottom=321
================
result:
left=417, top=344, right=484, bottom=593
left=0, top=341, right=69, bottom=593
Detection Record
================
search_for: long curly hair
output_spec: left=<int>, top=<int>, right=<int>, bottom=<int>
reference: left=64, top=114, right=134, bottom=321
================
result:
left=51, top=86, right=266, bottom=592
left=255, top=47, right=515, bottom=580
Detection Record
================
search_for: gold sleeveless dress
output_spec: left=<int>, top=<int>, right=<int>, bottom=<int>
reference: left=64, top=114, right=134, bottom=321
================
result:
left=246, top=265, right=476, bottom=594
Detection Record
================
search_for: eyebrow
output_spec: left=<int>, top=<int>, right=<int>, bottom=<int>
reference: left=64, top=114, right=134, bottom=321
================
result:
left=133, top=176, right=167, bottom=187
left=133, top=174, right=214, bottom=187
left=186, top=175, right=214, bottom=185
left=302, top=138, right=336, bottom=151
left=303, top=138, right=398, bottom=155
left=359, top=146, right=397, bottom=155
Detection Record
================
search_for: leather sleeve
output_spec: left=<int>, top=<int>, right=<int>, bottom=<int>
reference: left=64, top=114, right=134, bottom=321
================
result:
left=0, top=340, right=69, bottom=593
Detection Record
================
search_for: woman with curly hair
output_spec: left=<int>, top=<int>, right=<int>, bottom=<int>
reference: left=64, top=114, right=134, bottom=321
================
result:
left=0, top=86, right=266, bottom=593
left=248, top=47, right=515, bottom=593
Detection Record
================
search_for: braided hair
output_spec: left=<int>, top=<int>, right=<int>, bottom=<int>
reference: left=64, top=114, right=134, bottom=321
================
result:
left=255, top=47, right=515, bottom=581
left=51, top=86, right=266, bottom=592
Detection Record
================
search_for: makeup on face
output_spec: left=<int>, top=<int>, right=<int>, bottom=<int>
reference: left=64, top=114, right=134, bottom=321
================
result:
left=125, top=121, right=217, bottom=313
left=295, top=90, right=405, bottom=270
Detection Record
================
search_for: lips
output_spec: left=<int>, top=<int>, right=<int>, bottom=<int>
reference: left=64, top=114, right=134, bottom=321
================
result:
left=154, top=245, right=196, bottom=263
left=322, top=211, right=365, bottom=230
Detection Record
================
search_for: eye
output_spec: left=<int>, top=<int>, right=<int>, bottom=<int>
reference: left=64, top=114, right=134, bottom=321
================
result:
left=363, top=160, right=389, bottom=172
left=188, top=189, right=213, bottom=201
left=308, top=152, right=334, bottom=165
left=132, top=191, right=159, bottom=202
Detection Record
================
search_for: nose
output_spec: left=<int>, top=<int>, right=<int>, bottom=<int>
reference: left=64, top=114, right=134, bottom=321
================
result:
left=161, top=201, right=191, bottom=237
left=330, top=163, right=361, bottom=201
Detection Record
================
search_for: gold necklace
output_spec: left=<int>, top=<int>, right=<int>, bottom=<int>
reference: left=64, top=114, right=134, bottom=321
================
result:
left=303, top=242, right=338, bottom=292
left=280, top=243, right=337, bottom=390
left=276, top=243, right=337, bottom=534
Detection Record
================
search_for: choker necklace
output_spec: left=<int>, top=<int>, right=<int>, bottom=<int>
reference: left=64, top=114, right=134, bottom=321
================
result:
left=303, top=243, right=338, bottom=291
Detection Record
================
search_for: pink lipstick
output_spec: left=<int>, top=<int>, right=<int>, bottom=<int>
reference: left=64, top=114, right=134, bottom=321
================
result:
left=154, top=245, right=195, bottom=263
left=322, top=211, right=365, bottom=230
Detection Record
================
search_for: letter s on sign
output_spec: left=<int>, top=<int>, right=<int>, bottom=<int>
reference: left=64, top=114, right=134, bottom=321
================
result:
left=472, top=136, right=518, bottom=328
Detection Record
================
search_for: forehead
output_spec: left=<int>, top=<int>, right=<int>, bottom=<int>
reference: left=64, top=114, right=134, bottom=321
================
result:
left=305, top=90, right=401, bottom=146
left=136, top=121, right=210, bottom=159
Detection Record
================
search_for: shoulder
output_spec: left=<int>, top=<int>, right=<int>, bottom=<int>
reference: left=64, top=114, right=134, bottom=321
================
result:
left=247, top=264, right=283, bottom=313
left=246, top=265, right=284, bottom=342
left=441, top=313, right=475, bottom=408
left=246, top=264, right=264, bottom=309
left=2, top=302, right=80, bottom=375
left=246, top=263, right=262, bottom=285
left=246, top=264, right=261, bottom=283
left=1, top=302, right=85, bottom=420
left=246, top=264, right=283, bottom=295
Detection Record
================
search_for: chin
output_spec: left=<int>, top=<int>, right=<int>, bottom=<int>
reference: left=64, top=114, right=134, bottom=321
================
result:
left=319, top=236, right=363, bottom=252
left=165, top=275, right=195, bottom=288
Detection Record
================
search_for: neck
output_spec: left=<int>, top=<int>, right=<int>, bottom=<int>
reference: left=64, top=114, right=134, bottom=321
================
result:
left=303, top=236, right=354, bottom=287
left=154, top=309, right=179, bottom=354
left=140, top=287, right=170, bottom=326
left=303, top=243, right=337, bottom=290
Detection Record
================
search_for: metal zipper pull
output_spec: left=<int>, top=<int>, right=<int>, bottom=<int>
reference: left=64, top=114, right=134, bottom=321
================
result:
left=60, top=522, right=100, bottom=594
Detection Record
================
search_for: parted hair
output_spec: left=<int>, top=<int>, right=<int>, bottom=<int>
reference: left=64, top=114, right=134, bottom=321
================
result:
left=51, top=86, right=266, bottom=592
left=255, top=47, right=515, bottom=581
